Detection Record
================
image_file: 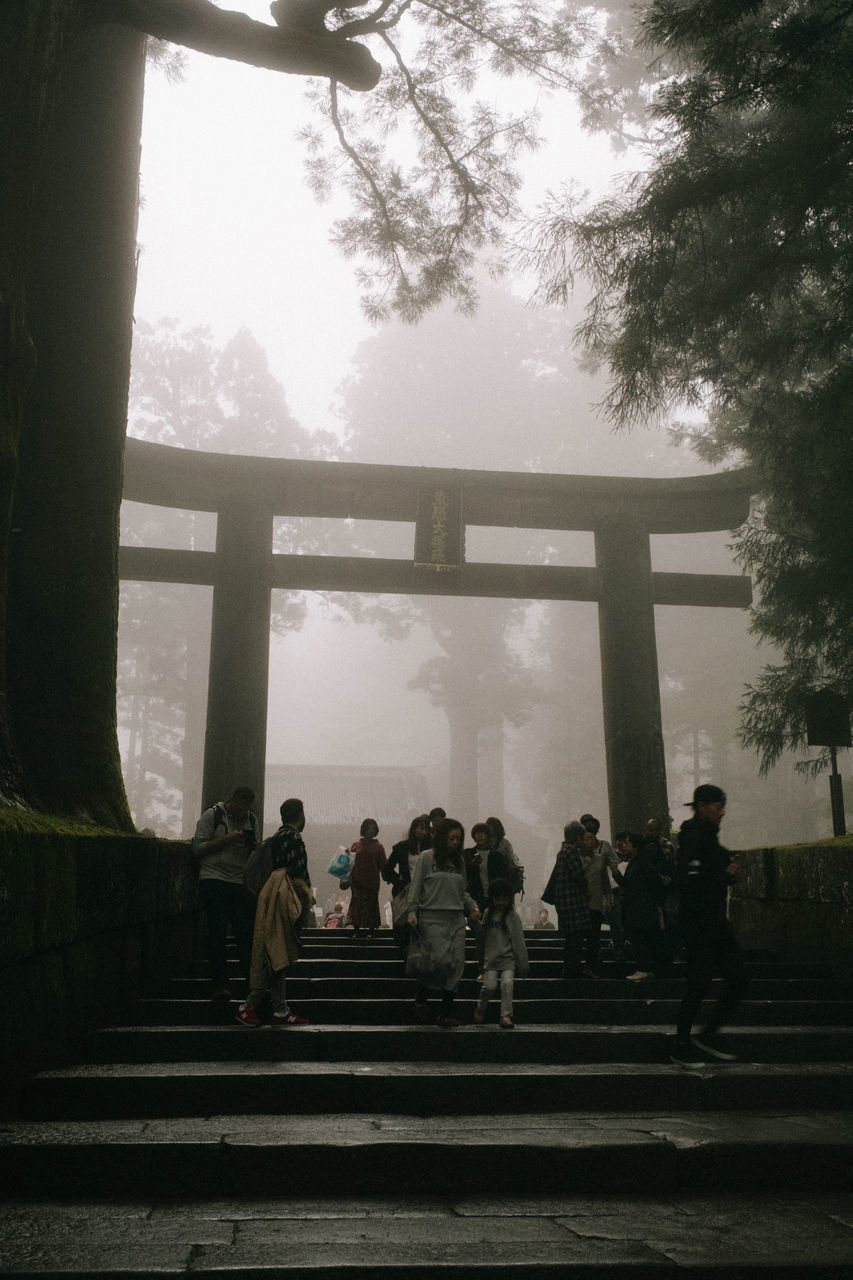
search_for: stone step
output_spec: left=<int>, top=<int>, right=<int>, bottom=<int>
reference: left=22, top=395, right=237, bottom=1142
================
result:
left=294, top=933, right=780, bottom=954
left=136, top=995, right=853, bottom=1027
left=21, top=1060, right=853, bottom=1120
left=7, top=936, right=851, bottom=1277
left=167, top=973, right=853, bottom=1007
left=2, top=1190, right=852, bottom=1277
left=84, top=1023, right=853, bottom=1065
left=2, top=1111, right=852, bottom=1198
left=213, top=950, right=838, bottom=979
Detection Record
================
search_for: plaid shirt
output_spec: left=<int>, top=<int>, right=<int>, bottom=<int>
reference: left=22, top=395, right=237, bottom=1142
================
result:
left=269, top=824, right=310, bottom=885
left=549, top=843, right=590, bottom=934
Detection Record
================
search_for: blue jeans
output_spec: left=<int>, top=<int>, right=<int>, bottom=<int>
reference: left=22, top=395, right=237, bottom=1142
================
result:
left=198, top=878, right=253, bottom=990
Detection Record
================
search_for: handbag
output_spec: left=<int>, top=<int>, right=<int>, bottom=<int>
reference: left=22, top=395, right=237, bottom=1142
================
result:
left=405, top=927, right=435, bottom=981
left=541, top=866, right=557, bottom=906
left=390, top=884, right=410, bottom=926
left=328, top=847, right=354, bottom=880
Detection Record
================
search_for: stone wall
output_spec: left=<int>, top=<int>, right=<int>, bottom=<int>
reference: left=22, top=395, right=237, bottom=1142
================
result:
left=0, top=827, right=203, bottom=1107
left=730, top=842, right=853, bottom=977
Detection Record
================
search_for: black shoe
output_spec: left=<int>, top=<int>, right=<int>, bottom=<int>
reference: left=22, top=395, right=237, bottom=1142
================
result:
left=670, top=1040, right=706, bottom=1069
left=690, top=1031, right=738, bottom=1061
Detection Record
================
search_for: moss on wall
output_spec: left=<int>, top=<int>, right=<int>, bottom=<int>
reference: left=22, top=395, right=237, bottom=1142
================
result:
left=730, top=842, right=853, bottom=977
left=0, top=823, right=203, bottom=1109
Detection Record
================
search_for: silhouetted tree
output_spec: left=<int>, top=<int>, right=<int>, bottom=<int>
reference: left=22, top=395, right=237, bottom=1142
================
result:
left=527, top=0, right=853, bottom=775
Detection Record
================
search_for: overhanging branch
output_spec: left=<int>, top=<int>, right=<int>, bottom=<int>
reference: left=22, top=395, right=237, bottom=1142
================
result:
left=94, top=0, right=382, bottom=91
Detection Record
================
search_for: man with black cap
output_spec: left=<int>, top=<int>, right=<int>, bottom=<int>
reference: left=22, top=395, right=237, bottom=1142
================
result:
left=670, top=784, right=750, bottom=1068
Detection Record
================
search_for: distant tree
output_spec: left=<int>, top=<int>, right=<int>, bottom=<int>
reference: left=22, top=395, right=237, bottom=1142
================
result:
left=507, top=599, right=607, bottom=831
left=406, top=596, right=541, bottom=816
left=526, top=0, right=853, bottom=775
left=337, top=274, right=700, bottom=474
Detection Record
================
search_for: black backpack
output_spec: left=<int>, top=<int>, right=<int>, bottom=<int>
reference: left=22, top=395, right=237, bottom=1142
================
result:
left=488, top=848, right=524, bottom=897
left=244, top=836, right=275, bottom=899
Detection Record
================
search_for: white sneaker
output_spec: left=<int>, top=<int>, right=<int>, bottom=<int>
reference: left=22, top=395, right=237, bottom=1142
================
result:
left=690, top=1032, right=737, bottom=1061
left=671, top=1040, right=706, bottom=1069
left=626, top=970, right=651, bottom=981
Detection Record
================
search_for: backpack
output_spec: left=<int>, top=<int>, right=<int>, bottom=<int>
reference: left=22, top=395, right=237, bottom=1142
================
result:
left=209, top=801, right=259, bottom=844
left=488, top=847, right=525, bottom=897
left=243, top=835, right=275, bottom=898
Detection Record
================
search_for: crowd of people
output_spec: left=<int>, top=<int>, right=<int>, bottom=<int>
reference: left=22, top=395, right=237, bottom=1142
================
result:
left=191, top=784, right=748, bottom=1063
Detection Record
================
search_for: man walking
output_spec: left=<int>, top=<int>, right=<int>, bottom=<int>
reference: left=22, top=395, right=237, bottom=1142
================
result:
left=670, top=784, right=750, bottom=1067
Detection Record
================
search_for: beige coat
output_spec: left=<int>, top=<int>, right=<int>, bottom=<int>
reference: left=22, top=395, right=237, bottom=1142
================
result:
left=249, top=869, right=314, bottom=990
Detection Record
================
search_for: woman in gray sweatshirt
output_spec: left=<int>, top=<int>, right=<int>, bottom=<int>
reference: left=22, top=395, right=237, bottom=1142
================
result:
left=407, top=817, right=480, bottom=1026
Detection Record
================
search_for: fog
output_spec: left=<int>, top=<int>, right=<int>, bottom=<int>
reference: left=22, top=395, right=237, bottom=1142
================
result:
left=117, top=11, right=849, bottom=876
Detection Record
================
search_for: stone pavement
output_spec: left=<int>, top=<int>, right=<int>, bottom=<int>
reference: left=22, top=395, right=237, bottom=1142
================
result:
left=2, top=1192, right=853, bottom=1275
left=1, top=929, right=852, bottom=1275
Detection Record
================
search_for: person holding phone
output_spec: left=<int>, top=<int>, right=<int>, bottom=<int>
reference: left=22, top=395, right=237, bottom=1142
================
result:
left=192, top=786, right=259, bottom=1001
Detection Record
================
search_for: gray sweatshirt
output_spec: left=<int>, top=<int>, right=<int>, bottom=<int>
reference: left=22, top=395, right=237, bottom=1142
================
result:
left=408, top=849, right=476, bottom=915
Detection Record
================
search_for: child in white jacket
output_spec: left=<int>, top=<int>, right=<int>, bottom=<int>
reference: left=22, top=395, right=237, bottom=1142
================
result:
left=473, top=878, right=529, bottom=1028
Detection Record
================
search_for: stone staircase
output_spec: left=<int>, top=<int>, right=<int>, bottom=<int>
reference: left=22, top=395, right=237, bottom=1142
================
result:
left=2, top=927, right=853, bottom=1275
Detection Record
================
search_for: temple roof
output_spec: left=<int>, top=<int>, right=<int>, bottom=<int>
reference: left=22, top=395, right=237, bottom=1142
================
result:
left=263, top=763, right=431, bottom=836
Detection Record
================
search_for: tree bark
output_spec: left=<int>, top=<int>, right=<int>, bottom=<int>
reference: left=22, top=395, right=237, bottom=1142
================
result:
left=7, top=20, right=144, bottom=827
left=0, top=1, right=84, bottom=808
left=446, top=704, right=479, bottom=820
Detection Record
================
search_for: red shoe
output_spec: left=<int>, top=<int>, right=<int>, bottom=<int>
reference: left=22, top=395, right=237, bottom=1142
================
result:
left=500, top=1015, right=515, bottom=1029
left=473, top=1007, right=486, bottom=1023
left=235, top=1002, right=260, bottom=1027
left=436, top=1015, right=461, bottom=1028
left=272, top=1008, right=309, bottom=1026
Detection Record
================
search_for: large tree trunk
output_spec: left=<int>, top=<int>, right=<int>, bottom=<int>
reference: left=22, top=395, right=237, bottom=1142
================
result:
left=446, top=704, right=479, bottom=820
left=7, top=20, right=143, bottom=826
left=478, top=718, right=505, bottom=816
left=0, top=1, right=82, bottom=808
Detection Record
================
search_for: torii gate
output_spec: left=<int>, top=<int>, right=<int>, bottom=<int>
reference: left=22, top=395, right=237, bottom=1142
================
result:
left=121, top=437, right=754, bottom=835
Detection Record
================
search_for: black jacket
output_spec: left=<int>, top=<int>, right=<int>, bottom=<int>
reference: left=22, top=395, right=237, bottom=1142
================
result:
left=621, top=847, right=666, bottom=931
left=383, top=838, right=427, bottom=891
left=676, top=815, right=735, bottom=939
